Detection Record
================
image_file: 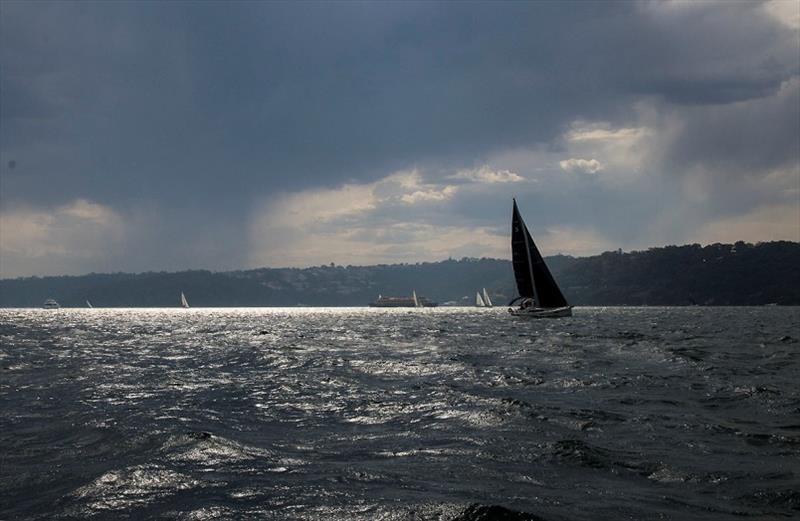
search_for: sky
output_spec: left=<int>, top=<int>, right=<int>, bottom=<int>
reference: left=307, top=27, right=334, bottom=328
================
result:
left=1, top=0, right=799, bottom=277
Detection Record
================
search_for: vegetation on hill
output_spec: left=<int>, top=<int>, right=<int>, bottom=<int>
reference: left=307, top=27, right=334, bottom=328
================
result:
left=1, top=241, right=798, bottom=307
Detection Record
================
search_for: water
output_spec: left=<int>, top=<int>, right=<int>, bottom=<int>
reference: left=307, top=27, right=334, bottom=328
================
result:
left=1, top=307, right=798, bottom=520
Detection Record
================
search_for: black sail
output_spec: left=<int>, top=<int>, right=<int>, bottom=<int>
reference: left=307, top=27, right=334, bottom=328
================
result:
left=511, top=200, right=536, bottom=299
left=511, top=199, right=568, bottom=308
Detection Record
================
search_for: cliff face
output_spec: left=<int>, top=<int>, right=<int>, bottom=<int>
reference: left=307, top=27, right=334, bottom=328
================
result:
left=2, top=241, right=798, bottom=307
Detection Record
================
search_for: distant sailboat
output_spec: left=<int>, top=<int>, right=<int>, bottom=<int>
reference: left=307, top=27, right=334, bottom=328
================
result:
left=86, top=300, right=93, bottom=308
left=181, top=292, right=190, bottom=308
left=508, top=199, right=572, bottom=318
left=482, top=288, right=493, bottom=307
left=412, top=290, right=422, bottom=308
left=475, top=292, right=485, bottom=307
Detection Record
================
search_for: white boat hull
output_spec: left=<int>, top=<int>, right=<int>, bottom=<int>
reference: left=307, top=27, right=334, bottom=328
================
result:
left=508, top=306, right=573, bottom=318
left=42, top=298, right=60, bottom=309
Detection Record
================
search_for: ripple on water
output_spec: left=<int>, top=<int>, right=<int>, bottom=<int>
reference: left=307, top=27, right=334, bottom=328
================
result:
left=71, top=465, right=202, bottom=513
left=0, top=306, right=798, bottom=521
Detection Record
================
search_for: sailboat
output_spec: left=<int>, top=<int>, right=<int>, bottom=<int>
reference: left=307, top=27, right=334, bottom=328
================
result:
left=180, top=292, right=190, bottom=308
left=412, top=290, right=423, bottom=308
left=475, top=292, right=485, bottom=307
left=482, top=288, right=493, bottom=307
left=508, top=199, right=572, bottom=318
left=86, top=300, right=93, bottom=308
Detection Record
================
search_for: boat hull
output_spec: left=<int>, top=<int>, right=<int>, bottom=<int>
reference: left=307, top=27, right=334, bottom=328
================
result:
left=508, top=306, right=572, bottom=318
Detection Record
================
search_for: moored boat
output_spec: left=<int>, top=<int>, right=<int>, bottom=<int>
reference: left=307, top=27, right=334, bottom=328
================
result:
left=42, top=298, right=60, bottom=309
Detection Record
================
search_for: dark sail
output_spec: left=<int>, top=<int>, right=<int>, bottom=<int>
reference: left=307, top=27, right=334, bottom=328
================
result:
left=511, top=200, right=536, bottom=299
left=511, top=199, right=569, bottom=308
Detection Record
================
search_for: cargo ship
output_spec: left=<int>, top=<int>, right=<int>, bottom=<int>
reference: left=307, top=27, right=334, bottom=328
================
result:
left=369, top=291, right=438, bottom=307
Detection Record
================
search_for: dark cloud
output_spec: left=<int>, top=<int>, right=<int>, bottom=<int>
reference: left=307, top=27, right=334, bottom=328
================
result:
left=666, top=80, right=799, bottom=174
left=1, top=0, right=798, bottom=275
left=622, top=2, right=798, bottom=104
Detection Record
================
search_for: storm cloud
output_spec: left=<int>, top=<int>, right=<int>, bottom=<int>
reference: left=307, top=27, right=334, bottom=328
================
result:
left=1, top=0, right=798, bottom=276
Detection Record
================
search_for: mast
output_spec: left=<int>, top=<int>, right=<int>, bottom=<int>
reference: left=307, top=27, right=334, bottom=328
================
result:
left=521, top=220, right=538, bottom=307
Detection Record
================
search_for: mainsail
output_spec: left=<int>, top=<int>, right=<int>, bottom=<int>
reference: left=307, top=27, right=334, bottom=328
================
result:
left=412, top=290, right=422, bottom=308
left=475, top=292, right=485, bottom=307
left=86, top=300, right=93, bottom=308
left=511, top=199, right=568, bottom=308
left=482, top=288, right=493, bottom=307
left=181, top=292, right=190, bottom=308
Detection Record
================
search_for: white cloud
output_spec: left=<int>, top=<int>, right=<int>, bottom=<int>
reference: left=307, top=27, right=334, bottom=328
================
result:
left=0, top=199, right=126, bottom=277
left=247, top=162, right=630, bottom=268
left=450, top=165, right=525, bottom=184
left=560, top=119, right=660, bottom=180
left=559, top=158, right=603, bottom=174
left=691, top=203, right=800, bottom=244
left=266, top=183, right=378, bottom=228
left=565, top=123, right=651, bottom=143
left=59, top=198, right=120, bottom=223
left=483, top=119, right=657, bottom=183
left=394, top=179, right=458, bottom=204
left=534, top=226, right=617, bottom=257
left=251, top=169, right=461, bottom=233
left=400, top=185, right=457, bottom=204
left=763, top=0, right=800, bottom=29
left=249, top=169, right=467, bottom=267
left=249, top=217, right=508, bottom=268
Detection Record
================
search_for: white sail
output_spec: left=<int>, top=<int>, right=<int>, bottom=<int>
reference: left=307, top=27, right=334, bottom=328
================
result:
left=482, top=288, right=493, bottom=307
left=412, top=290, right=421, bottom=307
left=86, top=300, right=93, bottom=308
left=476, top=292, right=485, bottom=307
left=181, top=292, right=190, bottom=308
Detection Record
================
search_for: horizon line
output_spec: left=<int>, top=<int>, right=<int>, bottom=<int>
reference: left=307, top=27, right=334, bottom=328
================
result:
left=1, top=239, right=795, bottom=281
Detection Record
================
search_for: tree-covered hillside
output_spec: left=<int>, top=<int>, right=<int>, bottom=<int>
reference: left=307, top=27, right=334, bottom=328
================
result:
left=1, top=241, right=798, bottom=307
left=556, top=241, right=800, bottom=305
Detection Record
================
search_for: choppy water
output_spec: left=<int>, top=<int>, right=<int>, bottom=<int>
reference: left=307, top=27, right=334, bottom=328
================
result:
left=1, top=307, right=798, bottom=520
